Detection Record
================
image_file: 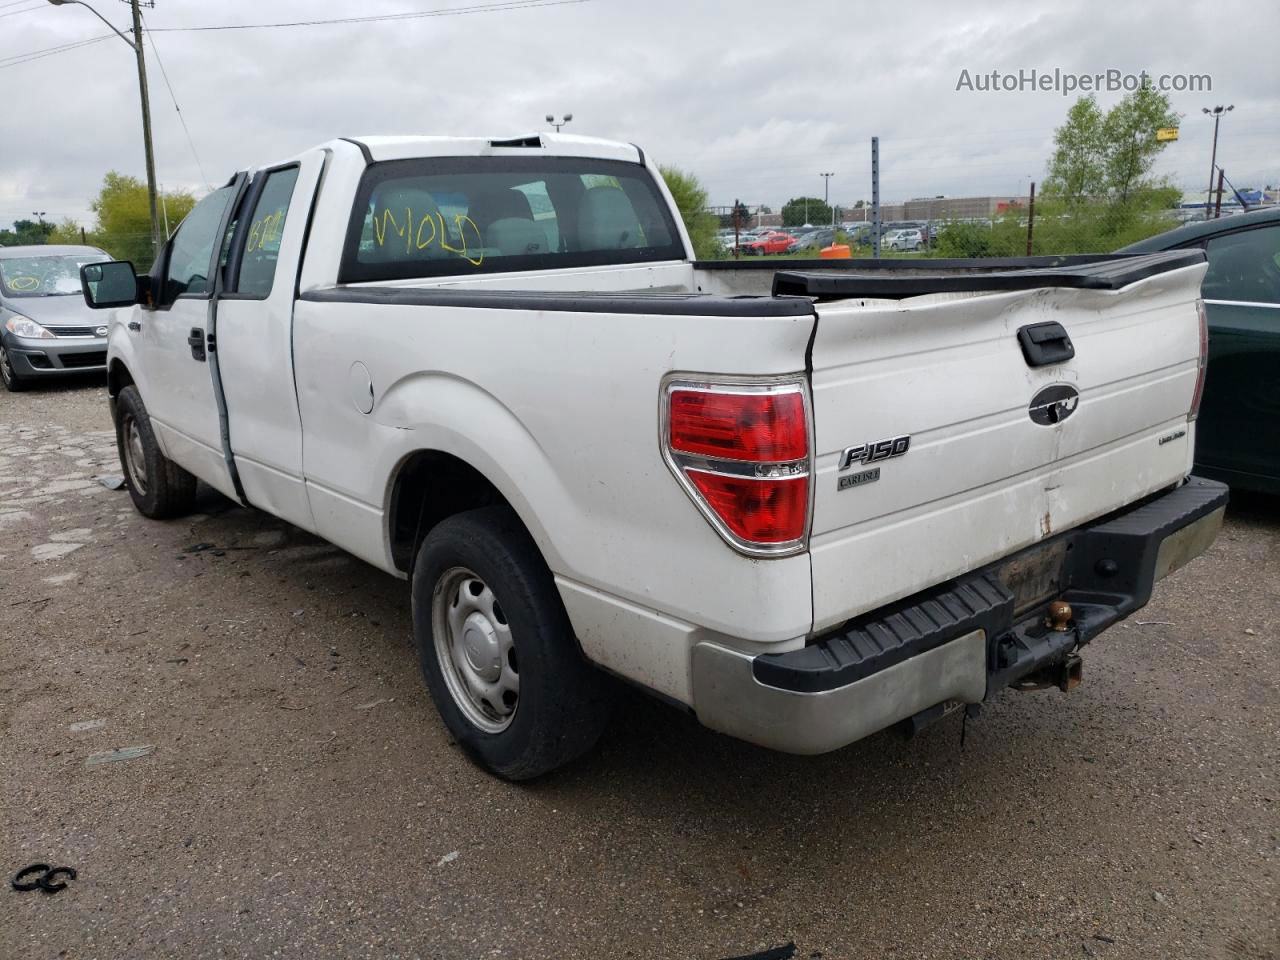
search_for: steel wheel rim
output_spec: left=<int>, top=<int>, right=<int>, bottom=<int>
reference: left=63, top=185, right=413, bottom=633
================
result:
left=431, top=566, right=518, bottom=734
left=122, top=414, right=148, bottom=494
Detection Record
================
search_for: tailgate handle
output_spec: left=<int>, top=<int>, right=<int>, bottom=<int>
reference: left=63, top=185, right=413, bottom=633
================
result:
left=1017, top=322, right=1075, bottom=367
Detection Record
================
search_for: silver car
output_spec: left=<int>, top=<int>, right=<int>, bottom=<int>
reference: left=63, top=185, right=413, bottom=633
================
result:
left=0, top=244, right=112, bottom=391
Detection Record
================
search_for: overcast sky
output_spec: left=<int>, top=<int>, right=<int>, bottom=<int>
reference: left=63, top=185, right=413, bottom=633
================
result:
left=2, top=0, right=1277, bottom=226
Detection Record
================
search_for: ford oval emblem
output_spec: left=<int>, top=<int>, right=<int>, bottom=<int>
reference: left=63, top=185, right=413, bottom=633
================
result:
left=1028, top=384, right=1080, bottom=425
left=95, top=326, right=108, bottom=338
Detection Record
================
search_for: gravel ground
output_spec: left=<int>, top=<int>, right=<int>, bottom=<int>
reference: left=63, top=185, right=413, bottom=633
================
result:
left=1, top=379, right=1276, bottom=960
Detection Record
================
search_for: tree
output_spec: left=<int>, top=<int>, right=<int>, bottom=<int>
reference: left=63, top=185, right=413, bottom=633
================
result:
left=47, top=218, right=87, bottom=246
left=90, top=172, right=196, bottom=268
left=1040, top=83, right=1180, bottom=251
left=1045, top=86, right=1178, bottom=205
left=1045, top=96, right=1106, bottom=203
left=658, top=165, right=719, bottom=259
left=782, top=196, right=831, bottom=227
left=0, top=218, right=54, bottom=247
left=1100, top=83, right=1179, bottom=203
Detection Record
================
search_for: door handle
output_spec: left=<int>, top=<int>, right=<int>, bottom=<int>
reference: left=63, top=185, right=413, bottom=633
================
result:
left=187, top=327, right=207, bottom=362
left=127, top=320, right=141, bottom=332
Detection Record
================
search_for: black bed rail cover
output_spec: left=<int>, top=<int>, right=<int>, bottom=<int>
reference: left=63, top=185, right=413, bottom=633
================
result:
left=300, top=285, right=815, bottom=317
left=763, top=249, right=1205, bottom=300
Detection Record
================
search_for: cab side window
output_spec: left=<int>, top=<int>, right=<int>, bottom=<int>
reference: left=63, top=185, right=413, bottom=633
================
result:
left=234, top=167, right=300, bottom=297
left=1202, top=225, right=1280, bottom=305
left=163, top=185, right=235, bottom=304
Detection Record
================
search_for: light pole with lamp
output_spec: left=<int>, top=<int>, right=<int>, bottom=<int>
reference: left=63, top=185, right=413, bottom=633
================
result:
left=820, top=172, right=834, bottom=230
left=545, top=113, right=573, bottom=133
left=47, top=0, right=160, bottom=259
left=1202, top=104, right=1233, bottom=220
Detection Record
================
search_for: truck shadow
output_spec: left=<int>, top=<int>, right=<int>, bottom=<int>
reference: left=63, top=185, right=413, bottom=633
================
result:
left=1225, top=489, right=1280, bottom=531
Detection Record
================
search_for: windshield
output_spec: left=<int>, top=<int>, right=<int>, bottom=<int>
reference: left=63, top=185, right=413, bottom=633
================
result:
left=340, top=156, right=684, bottom=283
left=0, top=254, right=108, bottom=298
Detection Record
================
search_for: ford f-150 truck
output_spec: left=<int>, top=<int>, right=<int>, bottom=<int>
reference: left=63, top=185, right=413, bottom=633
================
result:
left=79, top=133, right=1227, bottom=779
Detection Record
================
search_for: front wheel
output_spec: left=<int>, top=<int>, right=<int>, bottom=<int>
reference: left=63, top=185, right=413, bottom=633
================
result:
left=114, top=385, right=198, bottom=519
left=411, top=506, right=614, bottom=780
left=0, top=345, right=28, bottom=392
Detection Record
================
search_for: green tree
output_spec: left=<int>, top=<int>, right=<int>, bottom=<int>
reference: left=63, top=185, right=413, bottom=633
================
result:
left=47, top=218, right=87, bottom=246
left=1038, top=83, right=1180, bottom=252
left=1100, top=83, right=1179, bottom=203
left=781, top=197, right=831, bottom=227
left=0, top=218, right=54, bottom=246
left=658, top=165, right=719, bottom=260
left=90, top=172, right=196, bottom=267
left=1045, top=96, right=1106, bottom=203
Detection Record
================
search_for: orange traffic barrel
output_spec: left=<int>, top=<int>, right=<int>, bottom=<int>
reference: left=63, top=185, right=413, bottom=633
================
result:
left=819, top=243, right=852, bottom=259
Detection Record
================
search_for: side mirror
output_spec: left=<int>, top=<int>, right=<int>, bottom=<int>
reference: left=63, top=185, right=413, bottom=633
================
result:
left=81, top=261, right=140, bottom=309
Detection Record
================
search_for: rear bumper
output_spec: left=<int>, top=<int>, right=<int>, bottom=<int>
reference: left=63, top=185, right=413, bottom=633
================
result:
left=691, top=476, right=1228, bottom=755
left=3, top=335, right=107, bottom=376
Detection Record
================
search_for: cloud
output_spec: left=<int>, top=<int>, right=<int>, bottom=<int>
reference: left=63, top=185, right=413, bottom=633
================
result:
left=2, top=0, right=1276, bottom=226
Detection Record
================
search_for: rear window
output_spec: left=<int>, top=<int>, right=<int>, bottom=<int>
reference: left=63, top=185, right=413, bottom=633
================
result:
left=339, top=156, right=684, bottom=283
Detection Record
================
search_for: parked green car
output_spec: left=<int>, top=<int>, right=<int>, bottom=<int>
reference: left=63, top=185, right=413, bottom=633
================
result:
left=1121, top=207, right=1280, bottom=495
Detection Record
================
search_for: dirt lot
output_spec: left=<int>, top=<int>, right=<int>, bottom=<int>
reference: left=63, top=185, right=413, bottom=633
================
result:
left=1, top=378, right=1276, bottom=960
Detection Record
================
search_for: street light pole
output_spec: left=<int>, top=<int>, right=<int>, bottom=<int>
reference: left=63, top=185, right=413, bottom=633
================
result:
left=1202, top=104, right=1233, bottom=220
left=820, top=172, right=834, bottom=229
left=545, top=113, right=573, bottom=133
left=48, top=0, right=160, bottom=259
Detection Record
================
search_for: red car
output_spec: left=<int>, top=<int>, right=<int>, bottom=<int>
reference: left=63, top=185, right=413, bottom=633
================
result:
left=742, top=230, right=797, bottom=256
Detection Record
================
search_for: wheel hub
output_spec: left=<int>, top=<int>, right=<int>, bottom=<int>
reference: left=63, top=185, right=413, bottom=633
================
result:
left=461, top=613, right=501, bottom=681
left=431, top=567, right=519, bottom=734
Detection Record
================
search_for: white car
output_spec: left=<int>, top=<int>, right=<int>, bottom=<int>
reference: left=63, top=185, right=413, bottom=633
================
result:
left=886, top=228, right=924, bottom=251
left=81, top=132, right=1226, bottom=779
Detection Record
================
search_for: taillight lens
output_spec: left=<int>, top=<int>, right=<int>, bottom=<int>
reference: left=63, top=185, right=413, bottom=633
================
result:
left=1189, top=298, right=1208, bottom=421
left=669, top=389, right=807, bottom=461
left=663, top=380, right=810, bottom=555
left=686, top=472, right=809, bottom=543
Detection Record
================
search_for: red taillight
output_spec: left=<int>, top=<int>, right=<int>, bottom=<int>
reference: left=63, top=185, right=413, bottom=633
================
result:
left=686, top=471, right=809, bottom=543
left=664, top=380, right=810, bottom=554
left=1189, top=298, right=1209, bottom=421
left=669, top=389, right=807, bottom=461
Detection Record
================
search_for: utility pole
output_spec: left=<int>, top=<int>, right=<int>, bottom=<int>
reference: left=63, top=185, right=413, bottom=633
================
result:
left=1202, top=105, right=1233, bottom=220
left=130, top=0, right=160, bottom=259
left=871, top=137, right=881, bottom=258
left=820, top=172, right=834, bottom=230
left=48, top=0, right=161, bottom=260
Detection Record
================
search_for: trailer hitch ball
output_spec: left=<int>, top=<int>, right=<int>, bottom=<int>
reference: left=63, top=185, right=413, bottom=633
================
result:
left=1046, top=600, right=1073, bottom=632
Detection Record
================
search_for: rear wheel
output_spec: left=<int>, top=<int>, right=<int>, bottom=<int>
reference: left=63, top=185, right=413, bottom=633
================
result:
left=114, top=385, right=198, bottom=519
left=411, top=506, right=613, bottom=780
left=0, top=346, right=28, bottom=392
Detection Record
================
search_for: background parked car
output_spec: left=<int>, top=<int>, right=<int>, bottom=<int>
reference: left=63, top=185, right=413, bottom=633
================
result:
left=1120, top=206, right=1280, bottom=494
left=885, top=229, right=924, bottom=251
left=0, top=245, right=112, bottom=392
left=742, top=230, right=798, bottom=256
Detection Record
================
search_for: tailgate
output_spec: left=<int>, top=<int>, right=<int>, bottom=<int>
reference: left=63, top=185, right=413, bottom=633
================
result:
left=805, top=259, right=1208, bottom=632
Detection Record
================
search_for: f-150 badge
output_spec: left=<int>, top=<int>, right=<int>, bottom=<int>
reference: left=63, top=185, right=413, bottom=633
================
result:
left=837, top=435, right=910, bottom=489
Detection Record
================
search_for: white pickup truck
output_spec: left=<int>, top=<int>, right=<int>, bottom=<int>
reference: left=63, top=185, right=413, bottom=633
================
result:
left=80, top=133, right=1227, bottom=779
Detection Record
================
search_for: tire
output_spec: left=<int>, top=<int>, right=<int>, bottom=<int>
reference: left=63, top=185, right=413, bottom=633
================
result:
left=114, top=384, right=198, bottom=519
left=0, top=345, right=28, bottom=392
left=411, top=506, right=614, bottom=780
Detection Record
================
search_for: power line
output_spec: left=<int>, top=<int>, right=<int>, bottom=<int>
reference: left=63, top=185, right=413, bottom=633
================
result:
left=141, top=14, right=210, bottom=191
left=145, top=0, right=593, bottom=32
left=0, top=34, right=115, bottom=70
left=0, top=3, right=46, bottom=21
